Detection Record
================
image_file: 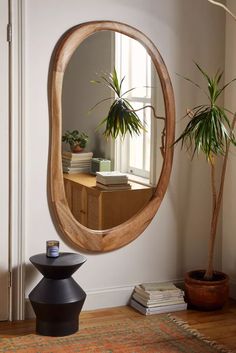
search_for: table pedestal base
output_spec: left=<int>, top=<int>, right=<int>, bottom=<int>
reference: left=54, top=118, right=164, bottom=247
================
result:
left=36, top=318, right=79, bottom=336
left=29, top=276, right=86, bottom=336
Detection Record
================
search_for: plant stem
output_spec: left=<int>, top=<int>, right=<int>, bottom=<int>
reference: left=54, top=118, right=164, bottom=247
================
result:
left=126, top=105, right=165, bottom=121
left=204, top=114, right=236, bottom=280
left=160, top=127, right=166, bottom=158
left=205, top=157, right=217, bottom=279
left=210, top=155, right=217, bottom=209
left=126, top=106, right=166, bottom=156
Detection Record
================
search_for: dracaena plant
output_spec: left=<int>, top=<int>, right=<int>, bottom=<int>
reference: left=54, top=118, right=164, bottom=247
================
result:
left=175, top=63, right=236, bottom=280
left=90, top=68, right=150, bottom=139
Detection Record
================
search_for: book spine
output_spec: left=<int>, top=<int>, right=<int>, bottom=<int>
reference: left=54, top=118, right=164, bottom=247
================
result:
left=130, top=299, right=187, bottom=315
left=96, top=179, right=128, bottom=185
left=134, top=287, right=183, bottom=299
left=96, top=182, right=131, bottom=190
left=132, top=293, right=185, bottom=307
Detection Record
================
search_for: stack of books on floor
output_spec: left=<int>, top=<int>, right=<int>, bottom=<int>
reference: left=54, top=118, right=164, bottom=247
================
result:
left=62, top=151, right=93, bottom=174
left=130, top=282, right=187, bottom=315
left=96, top=171, right=131, bottom=190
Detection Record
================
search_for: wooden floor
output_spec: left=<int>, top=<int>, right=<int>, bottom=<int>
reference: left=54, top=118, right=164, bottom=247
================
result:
left=0, top=300, right=236, bottom=351
left=175, top=299, right=236, bottom=352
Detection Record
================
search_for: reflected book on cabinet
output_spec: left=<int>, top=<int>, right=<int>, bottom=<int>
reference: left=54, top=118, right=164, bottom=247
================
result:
left=96, top=171, right=128, bottom=185
left=62, top=151, right=93, bottom=160
left=62, top=151, right=93, bottom=174
left=96, top=182, right=131, bottom=190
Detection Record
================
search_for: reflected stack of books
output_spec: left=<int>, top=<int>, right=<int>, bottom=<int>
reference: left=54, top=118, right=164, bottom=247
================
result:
left=62, top=151, right=93, bottom=174
left=130, top=282, right=187, bottom=315
left=96, top=171, right=131, bottom=190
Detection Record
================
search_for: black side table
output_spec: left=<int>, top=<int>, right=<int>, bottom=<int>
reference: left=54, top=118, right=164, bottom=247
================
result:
left=29, top=252, right=87, bottom=336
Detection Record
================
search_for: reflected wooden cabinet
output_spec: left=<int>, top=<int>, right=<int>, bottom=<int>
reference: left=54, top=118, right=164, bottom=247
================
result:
left=63, top=173, right=154, bottom=230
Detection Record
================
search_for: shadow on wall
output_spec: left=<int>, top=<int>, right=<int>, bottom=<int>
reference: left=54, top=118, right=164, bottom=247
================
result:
left=168, top=0, right=225, bottom=273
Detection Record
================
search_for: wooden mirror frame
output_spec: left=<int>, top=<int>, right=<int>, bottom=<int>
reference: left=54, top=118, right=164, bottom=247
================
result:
left=49, top=21, right=175, bottom=252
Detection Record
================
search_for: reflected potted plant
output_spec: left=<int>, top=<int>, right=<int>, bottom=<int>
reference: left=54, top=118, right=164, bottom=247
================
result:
left=90, top=68, right=159, bottom=139
left=175, top=63, right=236, bottom=310
left=62, top=130, right=88, bottom=153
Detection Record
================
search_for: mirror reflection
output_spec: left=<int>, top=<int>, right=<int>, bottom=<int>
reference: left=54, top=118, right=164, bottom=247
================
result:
left=61, top=31, right=165, bottom=230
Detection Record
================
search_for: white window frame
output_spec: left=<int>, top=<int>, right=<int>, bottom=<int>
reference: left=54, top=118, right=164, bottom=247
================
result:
left=113, top=33, right=161, bottom=186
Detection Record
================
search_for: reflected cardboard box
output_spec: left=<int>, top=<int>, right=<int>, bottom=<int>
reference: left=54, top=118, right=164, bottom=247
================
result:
left=91, top=158, right=111, bottom=175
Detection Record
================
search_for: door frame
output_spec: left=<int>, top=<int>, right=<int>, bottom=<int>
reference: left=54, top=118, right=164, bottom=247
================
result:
left=10, top=0, right=26, bottom=320
left=0, top=0, right=10, bottom=321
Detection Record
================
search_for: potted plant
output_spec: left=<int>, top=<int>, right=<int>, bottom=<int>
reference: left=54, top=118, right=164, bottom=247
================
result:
left=175, top=63, right=236, bottom=310
left=90, top=68, right=159, bottom=139
left=62, top=130, right=88, bottom=153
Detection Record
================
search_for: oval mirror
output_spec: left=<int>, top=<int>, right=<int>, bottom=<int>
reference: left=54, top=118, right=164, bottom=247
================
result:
left=49, top=21, right=175, bottom=252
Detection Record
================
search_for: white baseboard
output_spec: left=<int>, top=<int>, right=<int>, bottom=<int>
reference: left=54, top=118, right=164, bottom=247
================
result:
left=24, top=278, right=236, bottom=319
left=25, top=284, right=134, bottom=319
left=83, top=285, right=134, bottom=311
left=25, top=279, right=186, bottom=318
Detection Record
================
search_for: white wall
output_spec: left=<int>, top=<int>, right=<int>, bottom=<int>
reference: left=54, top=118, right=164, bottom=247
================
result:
left=223, top=0, right=236, bottom=298
left=22, top=0, right=225, bottom=313
left=62, top=31, right=113, bottom=157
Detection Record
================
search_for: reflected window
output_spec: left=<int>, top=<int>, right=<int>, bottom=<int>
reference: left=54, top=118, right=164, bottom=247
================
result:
left=114, top=33, right=154, bottom=182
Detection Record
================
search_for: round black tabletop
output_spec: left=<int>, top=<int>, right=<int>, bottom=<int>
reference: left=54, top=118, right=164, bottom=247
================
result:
left=30, top=252, right=87, bottom=279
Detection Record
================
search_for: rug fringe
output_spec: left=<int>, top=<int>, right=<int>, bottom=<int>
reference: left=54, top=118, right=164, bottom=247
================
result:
left=167, top=314, right=233, bottom=353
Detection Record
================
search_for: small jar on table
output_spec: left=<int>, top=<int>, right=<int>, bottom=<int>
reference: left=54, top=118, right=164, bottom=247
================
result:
left=29, top=252, right=87, bottom=336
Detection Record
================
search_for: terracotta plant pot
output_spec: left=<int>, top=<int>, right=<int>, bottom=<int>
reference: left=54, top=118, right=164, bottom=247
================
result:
left=184, top=270, right=229, bottom=310
left=71, top=145, right=84, bottom=153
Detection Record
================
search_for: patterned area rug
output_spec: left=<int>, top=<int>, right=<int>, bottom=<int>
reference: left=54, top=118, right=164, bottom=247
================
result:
left=0, top=314, right=232, bottom=353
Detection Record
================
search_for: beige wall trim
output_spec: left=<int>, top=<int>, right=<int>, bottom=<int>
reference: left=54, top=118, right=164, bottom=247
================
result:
left=25, top=279, right=184, bottom=318
left=25, top=285, right=134, bottom=318
left=10, top=0, right=25, bottom=320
